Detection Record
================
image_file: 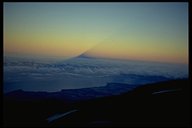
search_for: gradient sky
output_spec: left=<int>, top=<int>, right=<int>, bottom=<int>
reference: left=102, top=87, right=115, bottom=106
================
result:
left=4, top=2, right=188, bottom=64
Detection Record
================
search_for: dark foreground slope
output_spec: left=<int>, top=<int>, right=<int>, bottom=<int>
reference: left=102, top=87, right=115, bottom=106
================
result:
left=49, top=79, right=191, bottom=127
left=4, top=79, right=190, bottom=127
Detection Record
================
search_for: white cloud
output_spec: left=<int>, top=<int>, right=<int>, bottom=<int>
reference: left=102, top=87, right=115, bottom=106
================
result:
left=4, top=56, right=188, bottom=93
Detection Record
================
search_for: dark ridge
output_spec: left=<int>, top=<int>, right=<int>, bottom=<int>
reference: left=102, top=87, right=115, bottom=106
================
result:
left=3, top=79, right=190, bottom=127
left=50, top=79, right=190, bottom=127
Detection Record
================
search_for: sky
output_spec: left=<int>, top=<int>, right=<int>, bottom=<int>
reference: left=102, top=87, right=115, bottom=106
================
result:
left=4, top=2, right=188, bottom=64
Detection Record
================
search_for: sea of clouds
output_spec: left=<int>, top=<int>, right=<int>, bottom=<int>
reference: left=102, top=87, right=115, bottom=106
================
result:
left=3, top=56, right=188, bottom=93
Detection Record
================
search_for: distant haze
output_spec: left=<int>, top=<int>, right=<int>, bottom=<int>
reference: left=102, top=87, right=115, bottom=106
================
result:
left=4, top=3, right=188, bottom=64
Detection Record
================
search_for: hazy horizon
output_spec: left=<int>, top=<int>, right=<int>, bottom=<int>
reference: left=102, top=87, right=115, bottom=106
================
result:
left=4, top=2, right=188, bottom=64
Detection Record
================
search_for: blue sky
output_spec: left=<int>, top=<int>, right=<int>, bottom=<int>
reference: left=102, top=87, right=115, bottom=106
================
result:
left=4, top=2, right=188, bottom=64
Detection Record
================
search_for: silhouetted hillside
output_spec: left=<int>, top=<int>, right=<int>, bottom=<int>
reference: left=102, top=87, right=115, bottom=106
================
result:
left=3, top=79, right=190, bottom=127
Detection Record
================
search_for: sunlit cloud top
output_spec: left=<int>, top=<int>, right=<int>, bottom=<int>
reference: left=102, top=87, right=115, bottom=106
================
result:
left=4, top=2, right=188, bottom=64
